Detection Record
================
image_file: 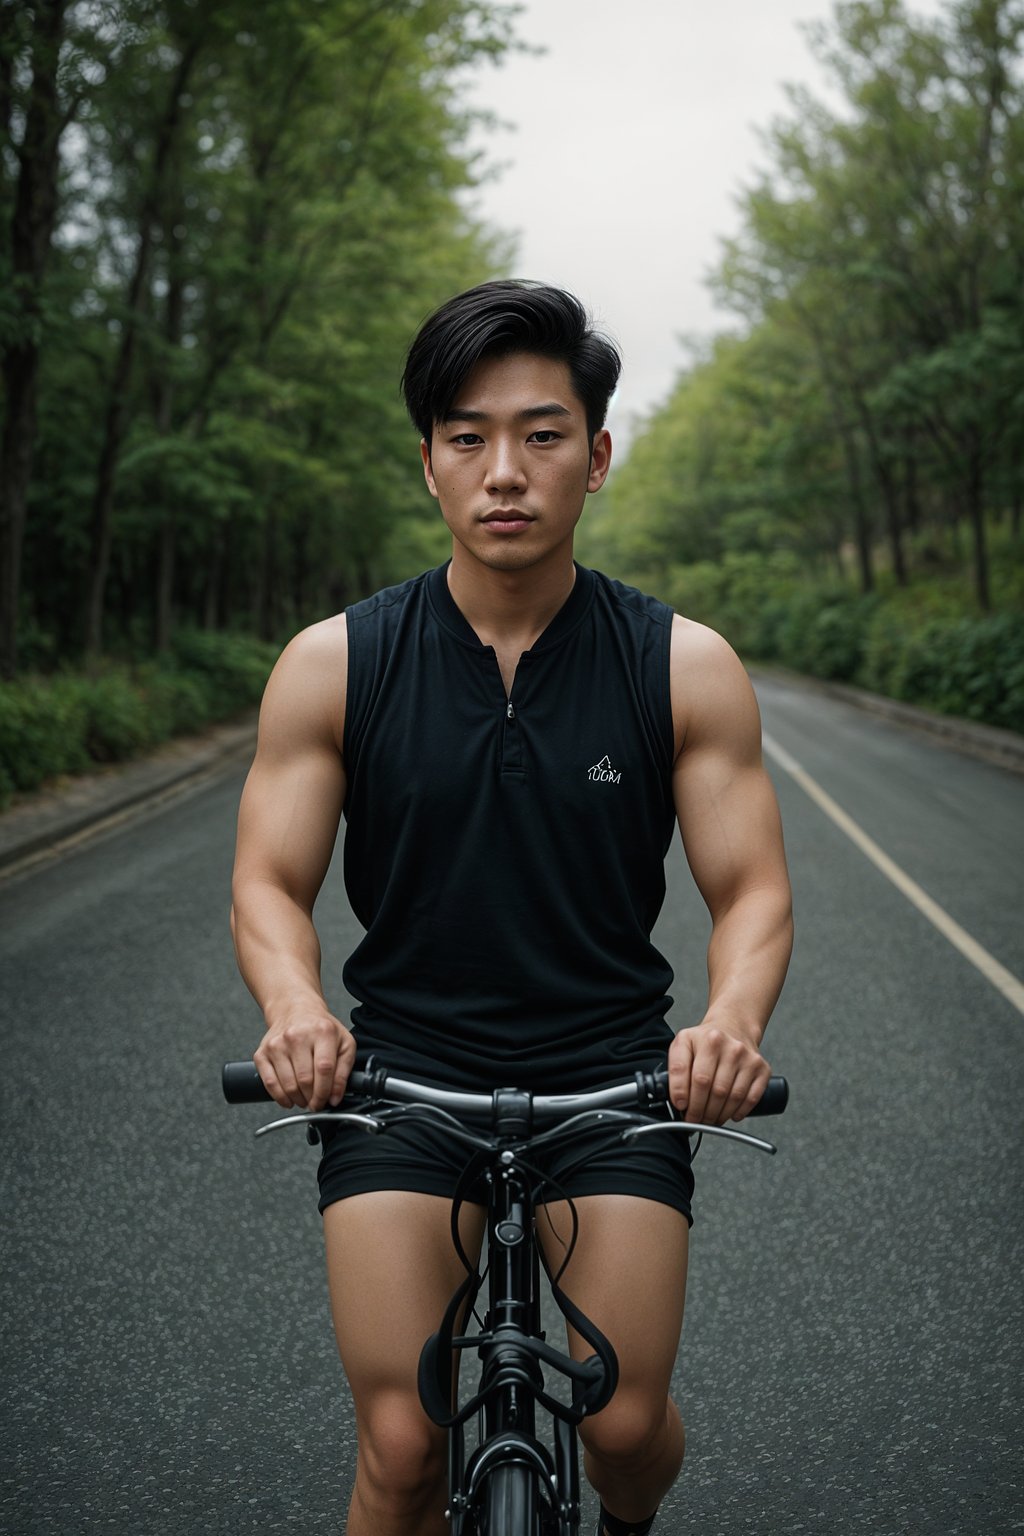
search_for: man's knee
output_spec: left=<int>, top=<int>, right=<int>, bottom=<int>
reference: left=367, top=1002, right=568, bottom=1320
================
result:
left=579, top=1390, right=681, bottom=1473
left=357, top=1392, right=446, bottom=1505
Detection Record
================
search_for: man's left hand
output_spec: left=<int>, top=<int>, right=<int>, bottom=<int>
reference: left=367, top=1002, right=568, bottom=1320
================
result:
left=668, top=1022, right=771, bottom=1125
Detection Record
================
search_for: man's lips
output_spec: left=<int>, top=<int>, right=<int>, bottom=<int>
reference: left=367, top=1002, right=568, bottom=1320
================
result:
left=480, top=510, right=534, bottom=525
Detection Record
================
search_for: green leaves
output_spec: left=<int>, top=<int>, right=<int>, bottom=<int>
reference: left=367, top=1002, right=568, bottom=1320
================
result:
left=7, top=0, right=520, bottom=670
left=582, top=0, right=1023, bottom=737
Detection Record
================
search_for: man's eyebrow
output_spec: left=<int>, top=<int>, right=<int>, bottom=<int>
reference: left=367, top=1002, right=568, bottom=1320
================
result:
left=520, top=402, right=572, bottom=421
left=440, top=402, right=574, bottom=425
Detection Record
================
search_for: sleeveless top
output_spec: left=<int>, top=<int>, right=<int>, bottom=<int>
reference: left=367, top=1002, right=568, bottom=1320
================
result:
left=340, top=561, right=678, bottom=1091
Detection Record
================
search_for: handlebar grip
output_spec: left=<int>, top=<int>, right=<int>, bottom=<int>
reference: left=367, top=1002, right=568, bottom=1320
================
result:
left=222, top=1061, right=272, bottom=1103
left=650, top=1070, right=789, bottom=1116
left=222, top=1061, right=789, bottom=1113
left=749, top=1076, right=789, bottom=1116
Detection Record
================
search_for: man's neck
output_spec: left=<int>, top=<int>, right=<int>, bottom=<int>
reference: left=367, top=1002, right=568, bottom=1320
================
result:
left=447, top=547, right=577, bottom=652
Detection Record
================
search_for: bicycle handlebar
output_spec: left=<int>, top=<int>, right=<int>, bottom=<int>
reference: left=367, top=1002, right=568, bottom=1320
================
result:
left=221, top=1060, right=789, bottom=1119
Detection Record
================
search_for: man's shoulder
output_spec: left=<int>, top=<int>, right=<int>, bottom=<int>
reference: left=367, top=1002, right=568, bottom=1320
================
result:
left=586, top=567, right=674, bottom=630
left=280, top=612, right=348, bottom=670
left=669, top=614, right=757, bottom=756
left=344, top=567, right=435, bottom=627
left=669, top=614, right=749, bottom=685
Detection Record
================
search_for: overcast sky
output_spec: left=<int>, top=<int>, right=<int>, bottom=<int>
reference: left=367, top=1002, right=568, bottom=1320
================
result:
left=458, top=0, right=948, bottom=450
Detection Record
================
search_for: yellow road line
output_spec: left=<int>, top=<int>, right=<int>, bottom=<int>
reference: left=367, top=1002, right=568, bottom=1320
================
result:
left=762, top=732, right=1024, bottom=1018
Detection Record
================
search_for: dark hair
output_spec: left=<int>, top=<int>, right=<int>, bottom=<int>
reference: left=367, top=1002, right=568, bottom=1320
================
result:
left=401, top=279, right=621, bottom=444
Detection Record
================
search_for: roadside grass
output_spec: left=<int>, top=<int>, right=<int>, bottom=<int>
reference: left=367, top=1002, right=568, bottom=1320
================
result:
left=656, top=521, right=1024, bottom=736
left=0, top=630, right=280, bottom=811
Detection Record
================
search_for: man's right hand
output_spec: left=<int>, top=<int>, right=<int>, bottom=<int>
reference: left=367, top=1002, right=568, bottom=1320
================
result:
left=254, top=1010, right=356, bottom=1111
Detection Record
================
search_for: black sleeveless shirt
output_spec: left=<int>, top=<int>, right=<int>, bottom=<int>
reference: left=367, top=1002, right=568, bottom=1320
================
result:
left=341, top=561, right=678, bottom=1091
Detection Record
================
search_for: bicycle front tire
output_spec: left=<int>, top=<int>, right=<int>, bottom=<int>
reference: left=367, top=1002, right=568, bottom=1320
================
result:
left=479, top=1462, right=542, bottom=1536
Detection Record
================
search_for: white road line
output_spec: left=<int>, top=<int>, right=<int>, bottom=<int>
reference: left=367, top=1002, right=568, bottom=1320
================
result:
left=762, top=731, right=1024, bottom=1018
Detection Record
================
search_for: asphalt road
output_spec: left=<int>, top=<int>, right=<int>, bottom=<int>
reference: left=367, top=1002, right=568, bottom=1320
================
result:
left=2, top=675, right=1022, bottom=1535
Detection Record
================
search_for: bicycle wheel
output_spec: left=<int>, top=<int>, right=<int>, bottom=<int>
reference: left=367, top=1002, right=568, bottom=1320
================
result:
left=479, top=1462, right=542, bottom=1536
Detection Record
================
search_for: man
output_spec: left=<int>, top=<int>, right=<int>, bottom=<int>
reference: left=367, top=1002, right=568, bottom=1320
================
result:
left=231, top=280, right=793, bottom=1536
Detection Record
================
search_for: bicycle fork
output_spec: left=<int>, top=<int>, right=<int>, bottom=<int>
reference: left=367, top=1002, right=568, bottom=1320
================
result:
left=448, top=1144, right=582, bottom=1533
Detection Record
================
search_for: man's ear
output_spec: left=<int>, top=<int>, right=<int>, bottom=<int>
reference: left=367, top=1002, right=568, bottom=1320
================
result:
left=587, top=428, right=612, bottom=493
left=420, top=438, right=439, bottom=500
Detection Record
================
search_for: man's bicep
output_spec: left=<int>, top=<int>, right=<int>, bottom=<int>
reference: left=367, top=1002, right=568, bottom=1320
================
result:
left=670, top=621, right=787, bottom=916
left=233, top=621, right=347, bottom=910
left=675, top=749, right=787, bottom=918
left=235, top=743, right=344, bottom=908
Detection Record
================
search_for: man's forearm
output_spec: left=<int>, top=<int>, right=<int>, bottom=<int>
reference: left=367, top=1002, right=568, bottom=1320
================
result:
left=231, top=880, right=330, bottom=1026
left=700, top=885, right=794, bottom=1045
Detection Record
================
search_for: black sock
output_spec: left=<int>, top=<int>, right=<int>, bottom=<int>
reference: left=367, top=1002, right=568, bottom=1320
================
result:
left=598, top=1503, right=658, bottom=1536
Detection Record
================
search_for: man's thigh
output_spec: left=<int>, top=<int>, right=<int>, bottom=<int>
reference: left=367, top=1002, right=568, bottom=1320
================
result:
left=322, top=1191, right=486, bottom=1404
left=536, top=1195, right=689, bottom=1394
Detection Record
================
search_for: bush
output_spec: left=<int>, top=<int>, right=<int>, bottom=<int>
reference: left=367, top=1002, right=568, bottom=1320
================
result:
left=665, top=552, right=805, bottom=659
left=0, top=677, right=91, bottom=792
left=171, top=628, right=279, bottom=715
left=79, top=672, right=156, bottom=762
left=886, top=614, right=1024, bottom=733
left=135, top=664, right=212, bottom=738
left=776, top=591, right=873, bottom=681
left=661, top=556, right=1023, bottom=736
left=0, top=630, right=279, bottom=803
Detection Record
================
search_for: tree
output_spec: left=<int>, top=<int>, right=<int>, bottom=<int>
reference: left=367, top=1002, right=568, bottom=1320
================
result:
left=713, top=0, right=1024, bottom=606
left=0, top=0, right=99, bottom=677
left=6, top=0, right=519, bottom=669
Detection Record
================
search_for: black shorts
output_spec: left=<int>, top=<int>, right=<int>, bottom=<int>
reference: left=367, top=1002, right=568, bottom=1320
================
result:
left=316, top=1101, right=695, bottom=1225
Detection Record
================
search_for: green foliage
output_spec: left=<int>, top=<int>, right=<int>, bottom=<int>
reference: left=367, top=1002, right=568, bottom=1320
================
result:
left=79, top=672, right=158, bottom=762
left=0, top=680, right=91, bottom=794
left=584, top=0, right=1024, bottom=739
left=640, top=543, right=1024, bottom=735
left=6, top=0, right=520, bottom=670
left=863, top=612, right=1024, bottom=732
left=0, top=631, right=280, bottom=809
left=134, top=664, right=214, bottom=737
left=776, top=590, right=879, bottom=682
left=169, top=629, right=279, bottom=714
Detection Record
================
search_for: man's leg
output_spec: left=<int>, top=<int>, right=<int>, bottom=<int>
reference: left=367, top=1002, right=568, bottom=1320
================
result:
left=537, top=1195, right=688, bottom=1533
left=323, top=1191, right=485, bottom=1536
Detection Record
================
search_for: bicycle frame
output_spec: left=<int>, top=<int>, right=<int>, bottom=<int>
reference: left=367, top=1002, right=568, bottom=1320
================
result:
left=436, top=1087, right=606, bottom=1535
left=225, top=1061, right=787, bottom=1535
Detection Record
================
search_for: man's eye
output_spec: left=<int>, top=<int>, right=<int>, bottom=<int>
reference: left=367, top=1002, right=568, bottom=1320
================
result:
left=530, top=431, right=561, bottom=444
left=452, top=433, right=482, bottom=446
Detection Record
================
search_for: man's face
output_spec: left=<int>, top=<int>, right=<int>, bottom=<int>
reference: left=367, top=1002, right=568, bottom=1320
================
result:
left=420, top=352, right=611, bottom=575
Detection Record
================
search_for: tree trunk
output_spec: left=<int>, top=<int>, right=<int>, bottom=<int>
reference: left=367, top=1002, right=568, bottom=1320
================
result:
left=203, top=525, right=225, bottom=630
left=804, top=318, right=874, bottom=595
left=0, top=350, right=38, bottom=680
left=155, top=512, right=176, bottom=652
left=965, top=443, right=990, bottom=611
left=0, top=0, right=70, bottom=679
left=258, top=509, right=277, bottom=641
left=837, top=428, right=874, bottom=595
left=903, top=442, right=921, bottom=537
left=82, top=38, right=200, bottom=656
left=154, top=202, right=185, bottom=653
left=880, top=467, right=908, bottom=586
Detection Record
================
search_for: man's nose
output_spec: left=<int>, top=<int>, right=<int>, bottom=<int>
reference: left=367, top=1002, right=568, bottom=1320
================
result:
left=486, top=438, right=526, bottom=493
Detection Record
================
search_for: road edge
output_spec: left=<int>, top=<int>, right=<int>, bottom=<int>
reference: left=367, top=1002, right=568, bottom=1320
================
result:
left=750, top=665, right=1024, bottom=776
left=2, top=663, right=1021, bottom=882
left=0, top=713, right=258, bottom=880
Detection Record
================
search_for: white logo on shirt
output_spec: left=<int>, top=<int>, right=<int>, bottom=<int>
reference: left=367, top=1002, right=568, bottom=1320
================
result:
left=588, top=754, right=622, bottom=785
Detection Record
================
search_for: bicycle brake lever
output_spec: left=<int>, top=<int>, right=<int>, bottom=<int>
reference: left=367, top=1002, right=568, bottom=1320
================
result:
left=622, top=1120, right=777, bottom=1155
left=254, top=1111, right=384, bottom=1138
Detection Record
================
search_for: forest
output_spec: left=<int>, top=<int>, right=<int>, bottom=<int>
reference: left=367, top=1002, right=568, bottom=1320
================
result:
left=1, top=0, right=516, bottom=665
left=1, top=0, right=1022, bottom=805
left=581, top=0, right=1023, bottom=733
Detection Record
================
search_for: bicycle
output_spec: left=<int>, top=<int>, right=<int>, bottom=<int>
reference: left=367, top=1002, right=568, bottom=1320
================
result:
left=223, top=1058, right=788, bottom=1534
